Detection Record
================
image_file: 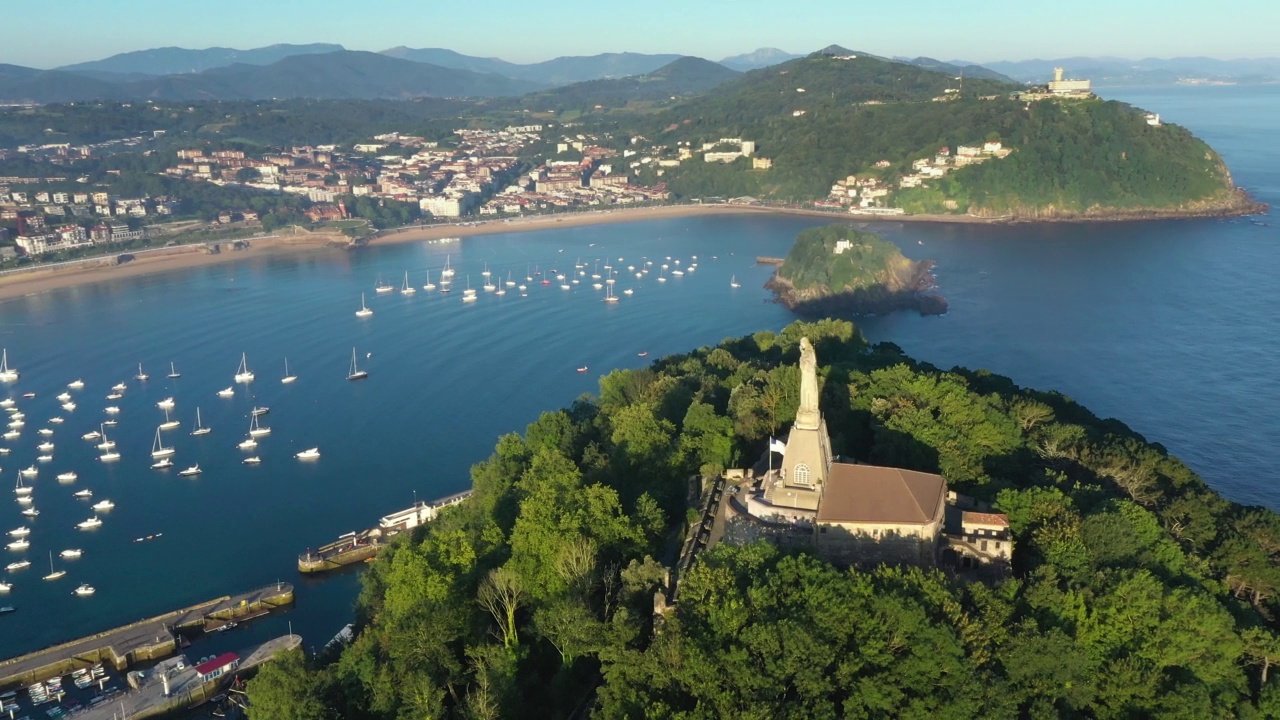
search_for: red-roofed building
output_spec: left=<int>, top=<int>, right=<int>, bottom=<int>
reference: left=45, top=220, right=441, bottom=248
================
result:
left=194, top=653, right=240, bottom=682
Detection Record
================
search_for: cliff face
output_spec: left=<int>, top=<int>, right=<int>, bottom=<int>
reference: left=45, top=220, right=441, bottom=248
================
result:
left=969, top=187, right=1268, bottom=222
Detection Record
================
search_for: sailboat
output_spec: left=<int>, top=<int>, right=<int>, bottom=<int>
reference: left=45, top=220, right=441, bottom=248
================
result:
left=481, top=262, right=491, bottom=278
left=603, top=283, right=619, bottom=304
left=441, top=255, right=455, bottom=279
left=347, top=348, right=368, bottom=381
left=355, top=293, right=373, bottom=318
left=0, top=350, right=17, bottom=382
left=374, top=274, right=394, bottom=294
left=191, top=408, right=211, bottom=436
left=504, top=271, right=515, bottom=288
left=249, top=413, right=271, bottom=437
left=282, top=358, right=297, bottom=384
left=234, top=353, right=255, bottom=383
left=423, top=271, right=437, bottom=292
left=462, top=276, right=477, bottom=303
left=151, top=427, right=174, bottom=458
left=43, top=552, right=65, bottom=581
left=730, top=275, right=741, bottom=289
left=482, top=272, right=496, bottom=292
left=13, top=475, right=31, bottom=497
left=158, top=407, right=179, bottom=430
left=400, top=271, right=416, bottom=296
left=135, top=363, right=148, bottom=381
left=167, top=362, right=181, bottom=379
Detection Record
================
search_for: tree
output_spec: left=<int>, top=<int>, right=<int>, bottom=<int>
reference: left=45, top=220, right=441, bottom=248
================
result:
left=477, top=567, right=525, bottom=649
left=245, top=649, right=329, bottom=720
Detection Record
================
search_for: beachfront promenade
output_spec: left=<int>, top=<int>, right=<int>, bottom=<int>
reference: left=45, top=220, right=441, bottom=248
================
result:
left=0, top=583, right=293, bottom=689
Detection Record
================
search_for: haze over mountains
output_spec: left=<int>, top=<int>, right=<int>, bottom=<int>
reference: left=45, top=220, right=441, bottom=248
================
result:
left=1, top=42, right=1274, bottom=105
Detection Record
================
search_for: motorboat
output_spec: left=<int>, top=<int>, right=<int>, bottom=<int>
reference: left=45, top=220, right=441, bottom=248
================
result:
left=251, top=406, right=269, bottom=417
left=135, top=363, right=149, bottom=381
left=77, top=516, right=102, bottom=530
left=151, top=457, right=173, bottom=470
left=74, top=584, right=95, bottom=596
left=623, top=288, right=634, bottom=296
left=0, top=399, right=10, bottom=409
left=20, top=508, right=38, bottom=517
left=73, top=489, right=92, bottom=498
left=82, top=430, right=101, bottom=440
left=36, top=455, right=52, bottom=463
left=61, top=402, right=76, bottom=412
left=5, top=560, right=30, bottom=571
left=167, top=362, right=181, bottom=379
left=156, top=396, right=175, bottom=410
left=68, top=379, right=84, bottom=390
left=577, top=366, right=589, bottom=373
left=57, top=472, right=77, bottom=482
left=238, top=437, right=258, bottom=450
left=98, top=450, right=120, bottom=462
left=19, top=466, right=36, bottom=478
left=0, top=350, right=17, bottom=382
left=1, top=431, right=17, bottom=441
left=0, top=447, right=8, bottom=454
left=112, top=383, right=127, bottom=392
left=347, top=348, right=368, bottom=381
left=56, top=392, right=72, bottom=402
left=282, top=358, right=297, bottom=384
left=37, top=441, right=54, bottom=452
left=234, top=353, right=255, bottom=383
left=104, top=406, right=120, bottom=415
left=151, top=428, right=174, bottom=458
left=7, top=528, right=28, bottom=537
left=400, top=271, right=416, bottom=296
left=5, top=539, right=28, bottom=551
left=217, top=387, right=235, bottom=397
left=60, top=549, right=82, bottom=559
left=295, top=447, right=321, bottom=460
left=177, top=465, right=201, bottom=477
left=103, top=419, right=118, bottom=426
left=91, top=500, right=114, bottom=511
left=106, top=392, right=122, bottom=400
left=0, top=584, right=10, bottom=594
left=50, top=416, right=64, bottom=424
left=242, top=456, right=262, bottom=465
left=356, top=292, right=373, bottom=318
left=38, top=427, right=53, bottom=436
left=16, top=495, right=32, bottom=505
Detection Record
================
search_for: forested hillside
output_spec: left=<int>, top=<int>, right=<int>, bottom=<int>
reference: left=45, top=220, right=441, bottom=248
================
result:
left=245, top=320, right=1280, bottom=719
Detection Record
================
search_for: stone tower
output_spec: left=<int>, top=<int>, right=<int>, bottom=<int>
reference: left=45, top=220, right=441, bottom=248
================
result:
left=764, top=337, right=833, bottom=511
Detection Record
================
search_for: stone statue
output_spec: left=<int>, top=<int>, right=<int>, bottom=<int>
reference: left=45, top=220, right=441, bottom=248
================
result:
left=796, top=337, right=820, bottom=429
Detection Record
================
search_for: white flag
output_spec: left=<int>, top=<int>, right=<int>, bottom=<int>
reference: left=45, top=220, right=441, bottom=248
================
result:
left=769, top=437, right=787, bottom=455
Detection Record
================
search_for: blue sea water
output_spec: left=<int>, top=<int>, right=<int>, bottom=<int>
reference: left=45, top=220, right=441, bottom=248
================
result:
left=0, top=84, right=1275, bottom=660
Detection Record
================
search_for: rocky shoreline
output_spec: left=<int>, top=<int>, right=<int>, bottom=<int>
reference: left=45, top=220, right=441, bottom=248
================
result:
left=765, top=260, right=948, bottom=318
left=975, top=188, right=1268, bottom=223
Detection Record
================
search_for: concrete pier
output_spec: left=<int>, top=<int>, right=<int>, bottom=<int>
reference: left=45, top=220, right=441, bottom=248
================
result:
left=298, top=490, right=472, bottom=574
left=0, top=583, right=294, bottom=690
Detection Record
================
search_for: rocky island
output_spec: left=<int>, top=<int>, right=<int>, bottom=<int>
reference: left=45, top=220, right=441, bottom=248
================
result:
left=765, top=225, right=947, bottom=316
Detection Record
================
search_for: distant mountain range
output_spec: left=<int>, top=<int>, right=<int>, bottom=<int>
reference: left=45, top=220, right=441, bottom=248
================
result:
left=971, top=56, right=1280, bottom=85
left=719, top=48, right=803, bottom=71
left=501, top=57, right=741, bottom=112
left=380, top=48, right=685, bottom=86
left=57, top=43, right=345, bottom=76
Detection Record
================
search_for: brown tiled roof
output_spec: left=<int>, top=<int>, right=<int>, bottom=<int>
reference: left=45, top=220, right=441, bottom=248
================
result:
left=962, top=511, right=1009, bottom=527
left=816, top=463, right=946, bottom=525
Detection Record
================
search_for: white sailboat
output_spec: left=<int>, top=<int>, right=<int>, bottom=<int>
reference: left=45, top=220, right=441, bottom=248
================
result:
left=43, top=552, right=65, bottom=581
left=282, top=358, right=297, bottom=384
left=423, top=270, right=437, bottom=292
left=462, top=275, right=477, bottom=303
left=483, top=273, right=496, bottom=292
left=441, top=255, right=455, bottom=279
left=167, top=362, right=181, bottom=379
left=191, top=408, right=211, bottom=436
left=481, top=262, right=491, bottom=278
left=603, top=283, right=619, bottom=304
left=504, top=271, right=515, bottom=288
left=374, top=274, right=394, bottom=294
left=158, top=407, right=179, bottom=430
left=400, top=271, right=416, bottom=296
left=347, top=348, right=368, bottom=381
left=0, top=350, right=17, bottom=382
left=355, top=292, right=373, bottom=318
left=135, top=363, right=149, bottom=381
left=234, top=353, right=255, bottom=383
left=248, top=413, right=271, bottom=437
left=730, top=275, right=741, bottom=289
left=150, top=427, right=174, bottom=458
left=13, top=475, right=31, bottom=496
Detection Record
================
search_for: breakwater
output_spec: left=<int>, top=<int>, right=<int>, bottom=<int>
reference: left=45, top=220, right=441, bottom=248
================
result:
left=299, top=491, right=472, bottom=573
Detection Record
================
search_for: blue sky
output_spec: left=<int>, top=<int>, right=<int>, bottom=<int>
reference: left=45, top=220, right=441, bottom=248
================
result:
left=5, top=0, right=1276, bottom=68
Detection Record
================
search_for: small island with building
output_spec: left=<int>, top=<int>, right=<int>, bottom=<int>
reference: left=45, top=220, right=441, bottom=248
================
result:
left=765, top=225, right=947, bottom=316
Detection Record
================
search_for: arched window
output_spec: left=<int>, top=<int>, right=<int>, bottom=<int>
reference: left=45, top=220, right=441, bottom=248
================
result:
left=794, top=463, right=811, bottom=486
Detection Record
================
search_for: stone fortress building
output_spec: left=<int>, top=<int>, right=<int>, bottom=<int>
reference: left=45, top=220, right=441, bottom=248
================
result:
left=735, top=337, right=1012, bottom=571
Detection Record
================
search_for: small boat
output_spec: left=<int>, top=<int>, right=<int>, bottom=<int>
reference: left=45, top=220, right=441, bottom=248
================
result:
left=191, top=407, right=211, bottom=436
left=156, top=396, right=175, bottom=409
left=16, top=494, right=32, bottom=505
left=0, top=586, right=9, bottom=595
left=0, top=350, right=18, bottom=382
left=60, top=549, right=82, bottom=559
left=135, top=363, right=149, bottom=381
left=441, top=255, right=455, bottom=279
left=177, top=465, right=201, bottom=477
left=77, top=516, right=102, bottom=530
left=1, top=431, right=17, bottom=441
left=19, top=466, right=36, bottom=478
left=61, top=402, right=76, bottom=412
left=112, top=382, right=127, bottom=392
left=73, top=489, right=92, bottom=499
left=481, top=262, right=491, bottom=278
left=56, top=472, right=77, bottom=482
left=20, top=392, right=33, bottom=399
left=151, top=427, right=174, bottom=458
left=623, top=288, right=634, bottom=295
left=282, top=358, right=297, bottom=384
left=423, top=270, right=437, bottom=292
left=13, top=476, right=31, bottom=496
left=20, top=508, right=38, bottom=517
left=295, top=447, right=321, bottom=460
left=39, top=552, right=61, bottom=578
left=107, top=391, right=123, bottom=399
left=104, top=405, right=120, bottom=414
left=251, top=406, right=269, bottom=417
left=374, top=274, right=394, bottom=294
left=238, top=437, right=258, bottom=450
left=50, top=416, right=65, bottom=424
left=56, top=392, right=72, bottom=402
left=37, top=441, right=54, bottom=452
left=6, top=418, right=23, bottom=429
left=356, top=292, right=374, bottom=318
left=36, top=454, right=52, bottom=463
left=249, top=413, right=271, bottom=437
left=151, top=457, right=173, bottom=470
left=400, top=271, right=416, bottom=296
left=603, top=284, right=619, bottom=304
left=74, top=584, right=95, bottom=596
left=97, top=424, right=116, bottom=450
left=504, top=271, right=515, bottom=288
left=158, top=407, right=180, bottom=430
left=7, top=528, right=28, bottom=537
left=234, top=353, right=254, bottom=383
left=82, top=430, right=101, bottom=440
left=217, top=386, right=235, bottom=397
left=577, top=366, right=589, bottom=373
left=561, top=283, right=571, bottom=290
left=167, top=362, right=181, bottom=379
left=38, top=427, right=53, bottom=436
left=212, top=621, right=238, bottom=633
left=91, top=499, right=114, bottom=511
left=0, top=447, right=8, bottom=454
left=5, top=560, right=30, bottom=571
left=242, top=456, right=262, bottom=465
left=347, top=347, right=368, bottom=381
left=6, top=539, right=29, bottom=551
left=103, top=418, right=118, bottom=426
left=98, top=450, right=120, bottom=462
left=68, top=379, right=84, bottom=390
left=730, top=275, right=741, bottom=288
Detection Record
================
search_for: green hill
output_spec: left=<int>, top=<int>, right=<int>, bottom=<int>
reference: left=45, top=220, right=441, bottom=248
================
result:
left=500, top=56, right=740, bottom=114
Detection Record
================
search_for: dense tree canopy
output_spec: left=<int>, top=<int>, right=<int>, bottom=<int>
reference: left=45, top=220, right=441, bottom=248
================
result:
left=245, top=319, right=1280, bottom=719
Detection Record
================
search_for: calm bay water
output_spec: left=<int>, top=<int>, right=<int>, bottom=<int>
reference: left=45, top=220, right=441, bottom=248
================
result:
left=0, top=84, right=1276, bottom=660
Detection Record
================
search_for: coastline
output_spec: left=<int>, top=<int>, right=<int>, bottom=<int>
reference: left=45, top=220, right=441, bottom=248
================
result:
left=0, top=196, right=1266, bottom=302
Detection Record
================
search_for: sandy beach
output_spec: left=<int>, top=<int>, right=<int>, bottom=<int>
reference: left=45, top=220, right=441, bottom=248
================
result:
left=0, top=204, right=986, bottom=301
